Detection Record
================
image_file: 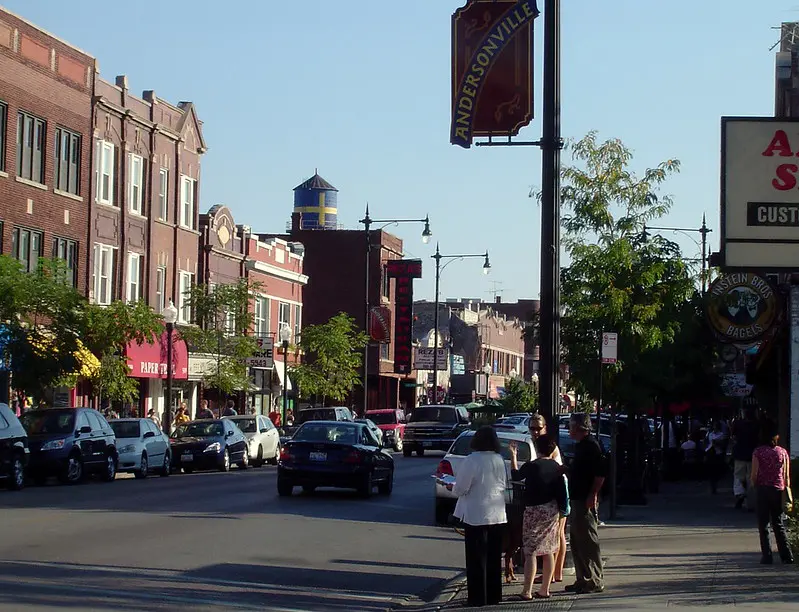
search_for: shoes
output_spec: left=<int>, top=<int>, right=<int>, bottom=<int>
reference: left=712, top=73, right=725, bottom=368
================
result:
left=575, top=584, right=605, bottom=594
left=564, top=582, right=586, bottom=593
left=734, top=496, right=745, bottom=509
left=761, top=555, right=774, bottom=565
left=782, top=557, right=795, bottom=565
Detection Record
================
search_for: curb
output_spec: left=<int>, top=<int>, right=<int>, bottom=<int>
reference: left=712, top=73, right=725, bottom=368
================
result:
left=390, top=572, right=467, bottom=611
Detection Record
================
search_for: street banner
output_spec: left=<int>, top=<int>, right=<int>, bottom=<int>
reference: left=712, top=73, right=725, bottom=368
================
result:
left=451, top=0, right=539, bottom=148
left=386, top=259, right=423, bottom=374
left=369, top=306, right=392, bottom=343
left=414, top=347, right=449, bottom=370
left=601, top=332, right=617, bottom=364
left=246, top=337, right=274, bottom=369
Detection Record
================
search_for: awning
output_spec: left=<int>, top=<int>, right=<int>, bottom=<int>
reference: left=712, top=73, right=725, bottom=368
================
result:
left=126, top=331, right=188, bottom=379
left=273, top=362, right=292, bottom=391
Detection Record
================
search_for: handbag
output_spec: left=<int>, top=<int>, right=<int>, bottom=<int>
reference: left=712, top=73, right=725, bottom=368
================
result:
left=783, top=487, right=794, bottom=514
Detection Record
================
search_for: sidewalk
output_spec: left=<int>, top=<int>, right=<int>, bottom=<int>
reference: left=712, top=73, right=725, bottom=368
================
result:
left=403, top=480, right=799, bottom=611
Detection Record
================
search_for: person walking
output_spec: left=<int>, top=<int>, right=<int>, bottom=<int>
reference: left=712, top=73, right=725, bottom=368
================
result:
left=451, top=427, right=508, bottom=607
left=509, top=435, right=568, bottom=600
left=222, top=400, right=237, bottom=417
left=705, top=420, right=728, bottom=495
left=564, top=413, right=607, bottom=595
left=751, top=420, right=794, bottom=565
left=197, top=400, right=214, bottom=420
left=732, top=409, right=758, bottom=510
left=147, top=409, right=161, bottom=430
left=174, top=403, right=190, bottom=427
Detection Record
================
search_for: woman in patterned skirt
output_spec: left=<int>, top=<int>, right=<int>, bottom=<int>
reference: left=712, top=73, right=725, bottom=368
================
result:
left=509, top=435, right=568, bottom=600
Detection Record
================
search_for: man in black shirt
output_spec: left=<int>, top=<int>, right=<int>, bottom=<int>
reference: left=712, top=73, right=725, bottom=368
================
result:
left=565, top=412, right=607, bottom=594
left=731, top=409, right=757, bottom=510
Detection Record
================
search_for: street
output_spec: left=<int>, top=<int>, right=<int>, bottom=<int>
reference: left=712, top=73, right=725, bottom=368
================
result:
left=0, top=453, right=463, bottom=612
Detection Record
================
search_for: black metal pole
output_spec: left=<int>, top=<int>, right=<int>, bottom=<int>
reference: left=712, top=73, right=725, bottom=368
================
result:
left=700, top=214, right=708, bottom=295
left=282, top=340, right=288, bottom=425
left=165, top=323, right=173, bottom=434
left=363, top=208, right=371, bottom=415
left=539, top=0, right=562, bottom=433
left=432, top=245, right=441, bottom=404
left=597, top=332, right=603, bottom=422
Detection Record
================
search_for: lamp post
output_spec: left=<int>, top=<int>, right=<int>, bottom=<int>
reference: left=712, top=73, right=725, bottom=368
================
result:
left=359, top=205, right=432, bottom=414
left=162, top=300, right=179, bottom=435
left=482, top=363, right=492, bottom=402
left=431, top=244, right=490, bottom=404
left=279, top=324, right=292, bottom=426
left=643, top=214, right=712, bottom=294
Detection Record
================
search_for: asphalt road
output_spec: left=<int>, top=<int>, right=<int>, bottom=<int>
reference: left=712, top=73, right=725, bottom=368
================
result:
left=0, top=452, right=464, bottom=612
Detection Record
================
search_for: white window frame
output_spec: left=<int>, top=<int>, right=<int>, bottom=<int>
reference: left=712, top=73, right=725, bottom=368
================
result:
left=293, top=304, right=301, bottom=343
left=93, top=243, right=116, bottom=306
left=128, top=154, right=144, bottom=215
left=155, top=266, right=166, bottom=313
left=126, top=252, right=141, bottom=303
left=157, top=168, right=168, bottom=221
left=254, top=296, right=270, bottom=337
left=178, top=271, right=194, bottom=324
left=180, top=175, right=196, bottom=229
left=96, top=140, right=115, bottom=205
left=278, top=301, right=291, bottom=332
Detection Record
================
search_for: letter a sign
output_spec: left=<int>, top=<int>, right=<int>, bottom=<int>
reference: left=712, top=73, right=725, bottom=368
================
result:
left=601, top=333, right=617, bottom=364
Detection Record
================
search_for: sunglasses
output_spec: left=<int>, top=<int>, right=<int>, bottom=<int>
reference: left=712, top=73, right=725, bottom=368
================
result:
left=529, top=426, right=543, bottom=432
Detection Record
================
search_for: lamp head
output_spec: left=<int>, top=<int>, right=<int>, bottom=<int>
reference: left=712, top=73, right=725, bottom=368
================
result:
left=279, top=324, right=292, bottom=343
left=482, top=252, right=491, bottom=275
left=482, top=363, right=492, bottom=375
left=421, top=216, right=432, bottom=244
left=163, top=300, right=178, bottom=325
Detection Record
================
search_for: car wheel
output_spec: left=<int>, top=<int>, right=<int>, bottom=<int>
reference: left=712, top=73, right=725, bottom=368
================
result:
left=435, top=499, right=452, bottom=525
left=255, top=445, right=264, bottom=467
left=394, top=438, right=403, bottom=452
left=160, top=453, right=171, bottom=477
left=302, top=485, right=316, bottom=493
left=238, top=448, right=249, bottom=470
left=219, top=449, right=230, bottom=472
left=268, top=444, right=280, bottom=465
left=277, top=478, right=293, bottom=496
left=403, top=447, right=412, bottom=458
left=7, top=455, right=25, bottom=491
left=358, top=473, right=373, bottom=499
left=377, top=471, right=394, bottom=495
left=416, top=448, right=425, bottom=457
left=60, top=453, right=83, bottom=485
left=102, top=454, right=117, bottom=482
left=135, top=453, right=148, bottom=479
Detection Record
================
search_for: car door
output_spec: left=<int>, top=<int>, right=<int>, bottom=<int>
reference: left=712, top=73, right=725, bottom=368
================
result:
left=226, top=421, right=246, bottom=460
left=361, top=427, right=388, bottom=480
left=142, top=420, right=164, bottom=466
left=74, top=411, right=95, bottom=465
left=0, top=408, right=12, bottom=475
left=258, top=416, right=276, bottom=456
left=86, top=411, right=108, bottom=466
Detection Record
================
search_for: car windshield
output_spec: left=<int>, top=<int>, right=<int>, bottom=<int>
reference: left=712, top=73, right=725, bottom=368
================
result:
left=173, top=422, right=224, bottom=438
left=111, top=421, right=141, bottom=438
left=450, top=435, right=532, bottom=462
left=298, top=409, right=336, bottom=423
left=20, top=410, right=75, bottom=435
left=409, top=407, right=456, bottom=423
left=366, top=412, right=397, bottom=425
left=294, top=423, right=358, bottom=444
left=231, top=418, right=256, bottom=433
left=497, top=416, right=526, bottom=425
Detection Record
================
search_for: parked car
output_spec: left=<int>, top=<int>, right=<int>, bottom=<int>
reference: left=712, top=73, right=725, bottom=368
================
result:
left=277, top=420, right=394, bottom=498
left=21, top=407, right=118, bottom=485
left=364, top=409, right=406, bottom=452
left=170, top=419, right=248, bottom=473
left=0, top=402, right=29, bottom=491
left=224, top=414, right=280, bottom=466
left=110, top=418, right=171, bottom=479
left=492, top=414, right=532, bottom=434
left=558, top=429, right=611, bottom=466
left=355, top=418, right=384, bottom=447
left=402, top=405, right=471, bottom=457
left=433, top=429, right=536, bottom=525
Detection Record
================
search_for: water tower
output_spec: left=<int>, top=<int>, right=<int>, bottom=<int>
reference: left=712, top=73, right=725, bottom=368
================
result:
left=293, top=171, right=338, bottom=230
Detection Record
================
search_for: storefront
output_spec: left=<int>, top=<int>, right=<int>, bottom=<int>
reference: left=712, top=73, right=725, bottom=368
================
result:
left=126, top=332, right=189, bottom=420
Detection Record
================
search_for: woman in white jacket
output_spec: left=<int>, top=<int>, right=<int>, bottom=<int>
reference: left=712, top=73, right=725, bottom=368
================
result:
left=452, top=427, right=508, bottom=607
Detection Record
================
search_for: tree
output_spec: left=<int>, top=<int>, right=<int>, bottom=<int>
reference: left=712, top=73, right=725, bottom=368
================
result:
left=290, top=312, right=368, bottom=405
left=178, top=279, right=260, bottom=395
left=500, top=376, right=538, bottom=413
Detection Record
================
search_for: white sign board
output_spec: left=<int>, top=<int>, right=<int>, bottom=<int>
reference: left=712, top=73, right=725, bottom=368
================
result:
left=722, top=117, right=799, bottom=269
left=414, top=347, right=449, bottom=370
left=246, top=337, right=274, bottom=369
left=601, top=332, right=617, bottom=364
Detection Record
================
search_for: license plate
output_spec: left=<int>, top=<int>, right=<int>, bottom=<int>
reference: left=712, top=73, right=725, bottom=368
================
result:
left=182, top=453, right=193, bottom=462
left=423, top=442, right=433, bottom=448
left=309, top=451, right=327, bottom=461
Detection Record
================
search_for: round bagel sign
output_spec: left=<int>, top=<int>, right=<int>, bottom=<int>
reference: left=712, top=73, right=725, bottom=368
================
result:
left=706, top=273, right=779, bottom=343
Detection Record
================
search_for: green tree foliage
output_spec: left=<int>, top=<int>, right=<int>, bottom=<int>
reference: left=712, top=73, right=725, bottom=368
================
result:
left=290, top=312, right=368, bottom=405
left=500, top=376, right=538, bottom=414
left=179, top=280, right=260, bottom=395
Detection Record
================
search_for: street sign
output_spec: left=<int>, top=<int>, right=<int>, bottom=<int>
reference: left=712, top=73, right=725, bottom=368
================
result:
left=601, top=332, right=617, bottom=364
left=246, top=337, right=274, bottom=369
left=414, top=347, right=449, bottom=370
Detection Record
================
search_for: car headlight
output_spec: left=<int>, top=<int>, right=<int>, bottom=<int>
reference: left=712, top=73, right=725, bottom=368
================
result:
left=204, top=442, right=221, bottom=453
left=118, top=444, right=137, bottom=454
left=40, top=439, right=66, bottom=451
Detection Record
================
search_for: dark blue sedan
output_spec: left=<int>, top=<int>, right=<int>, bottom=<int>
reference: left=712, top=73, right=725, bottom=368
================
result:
left=277, top=421, right=394, bottom=498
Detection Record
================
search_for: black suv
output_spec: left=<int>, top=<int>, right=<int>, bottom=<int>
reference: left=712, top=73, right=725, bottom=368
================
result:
left=402, top=405, right=470, bottom=457
left=0, top=402, right=29, bottom=490
left=21, top=408, right=118, bottom=485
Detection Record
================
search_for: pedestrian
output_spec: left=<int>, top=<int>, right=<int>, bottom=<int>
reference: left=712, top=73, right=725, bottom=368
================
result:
left=451, top=426, right=508, bottom=607
left=751, top=420, right=794, bottom=565
left=174, top=403, right=190, bottom=427
left=147, top=408, right=161, bottom=429
left=732, top=409, right=758, bottom=510
left=564, top=412, right=607, bottom=595
left=269, top=408, right=281, bottom=427
left=705, top=419, right=727, bottom=495
left=285, top=409, right=295, bottom=427
left=197, top=400, right=214, bottom=420
left=222, top=399, right=237, bottom=417
left=509, top=434, right=568, bottom=600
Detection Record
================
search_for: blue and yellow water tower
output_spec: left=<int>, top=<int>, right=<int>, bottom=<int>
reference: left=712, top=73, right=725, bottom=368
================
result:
left=293, top=171, right=339, bottom=230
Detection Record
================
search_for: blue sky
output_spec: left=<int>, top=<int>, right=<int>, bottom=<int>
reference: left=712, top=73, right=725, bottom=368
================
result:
left=4, top=0, right=789, bottom=302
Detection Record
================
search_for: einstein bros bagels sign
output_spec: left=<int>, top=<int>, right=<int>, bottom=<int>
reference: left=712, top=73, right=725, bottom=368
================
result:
left=721, top=118, right=799, bottom=269
left=706, top=273, right=780, bottom=343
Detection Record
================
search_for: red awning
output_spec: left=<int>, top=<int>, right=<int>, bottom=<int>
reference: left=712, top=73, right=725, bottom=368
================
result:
left=126, top=331, right=188, bottom=379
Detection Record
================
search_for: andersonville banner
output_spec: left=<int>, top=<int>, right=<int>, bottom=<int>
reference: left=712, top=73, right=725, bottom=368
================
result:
left=451, top=0, right=539, bottom=149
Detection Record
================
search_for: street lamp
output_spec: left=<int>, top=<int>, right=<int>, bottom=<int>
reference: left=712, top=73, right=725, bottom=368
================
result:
left=359, top=204, right=432, bottom=414
left=431, top=244, right=491, bottom=403
left=162, top=300, right=178, bottom=435
left=482, top=363, right=492, bottom=401
left=643, top=214, right=712, bottom=294
left=279, top=324, right=292, bottom=426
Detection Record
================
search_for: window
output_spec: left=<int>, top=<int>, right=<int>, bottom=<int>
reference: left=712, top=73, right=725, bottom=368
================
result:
left=224, top=310, right=235, bottom=336
left=95, top=140, right=115, bottom=205
left=54, top=127, right=81, bottom=195
left=380, top=343, right=389, bottom=360
left=381, top=268, right=390, bottom=299
left=293, top=304, right=301, bottom=343
left=17, top=111, right=45, bottom=184
left=180, top=176, right=196, bottom=229
left=254, top=296, right=270, bottom=337
left=155, top=266, right=166, bottom=313
left=126, top=252, right=141, bottom=302
left=178, top=271, right=194, bottom=323
left=12, top=227, right=43, bottom=272
left=86, top=411, right=104, bottom=432
left=278, top=302, right=291, bottom=333
left=93, top=243, right=117, bottom=305
left=128, top=154, right=144, bottom=214
left=52, top=237, right=78, bottom=287
left=157, top=168, right=168, bottom=221
left=0, top=101, right=7, bottom=172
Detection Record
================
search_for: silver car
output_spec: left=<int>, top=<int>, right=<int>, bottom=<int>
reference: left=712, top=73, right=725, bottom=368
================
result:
left=110, top=418, right=171, bottom=479
left=224, top=415, right=281, bottom=466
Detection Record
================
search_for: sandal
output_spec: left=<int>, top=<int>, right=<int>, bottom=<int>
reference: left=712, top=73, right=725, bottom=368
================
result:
left=513, top=594, right=533, bottom=601
left=534, top=592, right=551, bottom=599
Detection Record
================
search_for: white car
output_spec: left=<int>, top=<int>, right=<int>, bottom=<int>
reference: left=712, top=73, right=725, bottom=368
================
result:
left=355, top=418, right=384, bottom=447
left=110, top=418, right=171, bottom=479
left=492, top=414, right=532, bottom=434
left=224, top=415, right=280, bottom=466
left=433, top=430, right=537, bottom=525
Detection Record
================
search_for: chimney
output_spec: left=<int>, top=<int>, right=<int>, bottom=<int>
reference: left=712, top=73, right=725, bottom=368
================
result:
left=115, top=75, right=128, bottom=91
left=291, top=212, right=302, bottom=232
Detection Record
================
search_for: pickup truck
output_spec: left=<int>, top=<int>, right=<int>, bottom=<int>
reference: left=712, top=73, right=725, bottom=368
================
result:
left=402, top=405, right=471, bottom=457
